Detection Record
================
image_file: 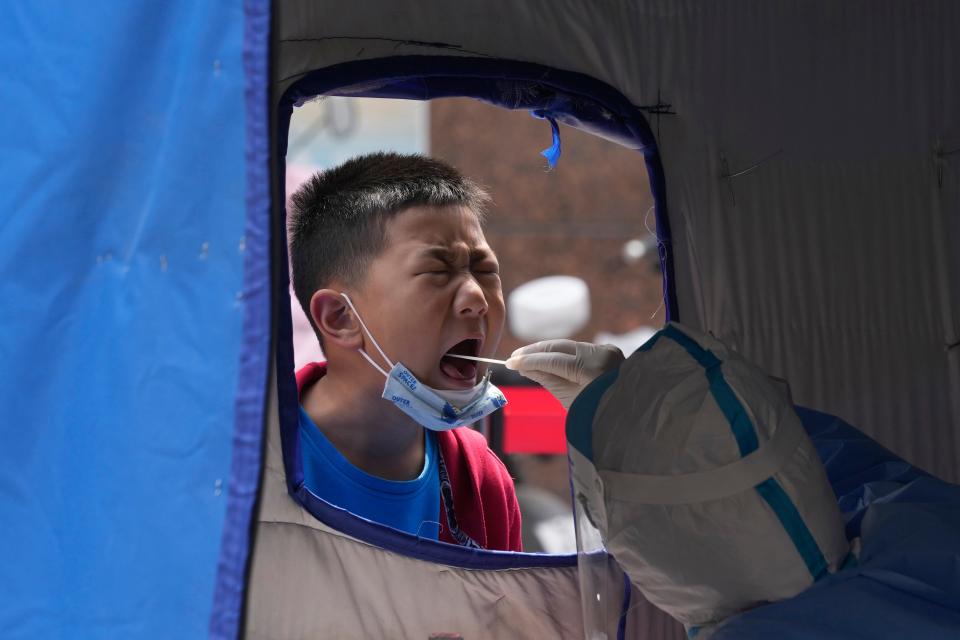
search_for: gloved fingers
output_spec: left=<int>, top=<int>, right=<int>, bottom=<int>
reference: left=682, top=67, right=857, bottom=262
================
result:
left=506, top=351, right=582, bottom=381
left=513, top=368, right=572, bottom=393
left=590, top=344, right=626, bottom=372
left=509, top=339, right=579, bottom=359
left=504, top=351, right=552, bottom=371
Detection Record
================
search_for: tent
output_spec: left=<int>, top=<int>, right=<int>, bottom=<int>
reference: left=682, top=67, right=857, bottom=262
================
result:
left=2, top=1, right=958, bottom=638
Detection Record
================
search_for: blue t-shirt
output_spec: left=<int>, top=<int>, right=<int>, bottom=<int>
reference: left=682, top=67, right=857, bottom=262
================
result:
left=298, top=405, right=440, bottom=539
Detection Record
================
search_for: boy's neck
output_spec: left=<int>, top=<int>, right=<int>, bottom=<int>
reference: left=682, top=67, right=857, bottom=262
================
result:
left=301, top=365, right=426, bottom=482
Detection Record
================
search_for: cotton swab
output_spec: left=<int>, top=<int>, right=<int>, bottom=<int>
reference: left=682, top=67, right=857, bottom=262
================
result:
left=444, top=353, right=509, bottom=366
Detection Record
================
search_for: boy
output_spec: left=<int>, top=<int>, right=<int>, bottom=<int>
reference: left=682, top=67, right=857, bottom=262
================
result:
left=288, top=152, right=522, bottom=551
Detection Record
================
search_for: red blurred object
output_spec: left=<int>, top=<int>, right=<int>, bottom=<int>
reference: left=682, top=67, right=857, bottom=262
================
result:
left=499, top=386, right=568, bottom=454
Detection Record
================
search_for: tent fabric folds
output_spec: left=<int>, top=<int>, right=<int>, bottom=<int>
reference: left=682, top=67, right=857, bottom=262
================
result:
left=2, top=1, right=958, bottom=638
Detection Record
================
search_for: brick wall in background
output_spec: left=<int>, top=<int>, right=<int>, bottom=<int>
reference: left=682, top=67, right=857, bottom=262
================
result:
left=429, top=98, right=665, bottom=358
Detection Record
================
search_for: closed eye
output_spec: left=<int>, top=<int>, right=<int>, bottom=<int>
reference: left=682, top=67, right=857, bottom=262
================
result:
left=472, top=261, right=499, bottom=275
left=417, top=269, right=452, bottom=283
left=415, top=262, right=451, bottom=276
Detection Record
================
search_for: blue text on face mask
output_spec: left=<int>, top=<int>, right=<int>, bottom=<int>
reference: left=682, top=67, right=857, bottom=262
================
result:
left=397, top=369, right=418, bottom=391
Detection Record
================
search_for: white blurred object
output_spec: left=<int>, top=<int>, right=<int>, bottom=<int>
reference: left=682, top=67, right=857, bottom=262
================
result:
left=594, top=325, right=658, bottom=356
left=621, top=238, right=647, bottom=263
left=534, top=514, right=578, bottom=554
left=508, top=276, right=590, bottom=340
left=621, top=237, right=657, bottom=265
left=287, top=97, right=429, bottom=170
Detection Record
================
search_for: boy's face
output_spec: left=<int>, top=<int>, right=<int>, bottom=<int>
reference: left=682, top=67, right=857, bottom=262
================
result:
left=350, top=204, right=504, bottom=390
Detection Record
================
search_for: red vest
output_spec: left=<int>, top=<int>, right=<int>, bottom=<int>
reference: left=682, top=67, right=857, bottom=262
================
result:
left=296, top=363, right=523, bottom=552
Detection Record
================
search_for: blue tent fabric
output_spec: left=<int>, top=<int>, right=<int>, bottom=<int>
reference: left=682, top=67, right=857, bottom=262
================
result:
left=712, top=408, right=960, bottom=639
left=0, top=3, right=252, bottom=638
left=208, top=1, right=272, bottom=639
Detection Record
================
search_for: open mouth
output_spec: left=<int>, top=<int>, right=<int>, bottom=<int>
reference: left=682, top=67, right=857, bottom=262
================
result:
left=439, top=338, right=481, bottom=384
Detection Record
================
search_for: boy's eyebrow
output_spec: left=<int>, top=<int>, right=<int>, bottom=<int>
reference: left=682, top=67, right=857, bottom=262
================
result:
left=416, top=245, right=497, bottom=263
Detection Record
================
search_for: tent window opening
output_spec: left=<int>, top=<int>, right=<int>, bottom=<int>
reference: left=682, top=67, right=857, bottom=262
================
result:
left=270, top=59, right=673, bottom=569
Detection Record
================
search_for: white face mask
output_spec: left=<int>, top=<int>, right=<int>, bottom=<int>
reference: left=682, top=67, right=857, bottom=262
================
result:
left=340, top=293, right=507, bottom=431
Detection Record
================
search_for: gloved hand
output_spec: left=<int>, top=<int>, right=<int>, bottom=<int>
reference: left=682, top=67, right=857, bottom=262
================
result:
left=505, top=340, right=625, bottom=409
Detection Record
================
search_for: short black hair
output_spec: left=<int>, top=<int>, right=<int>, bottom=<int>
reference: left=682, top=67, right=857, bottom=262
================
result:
left=288, top=152, right=491, bottom=333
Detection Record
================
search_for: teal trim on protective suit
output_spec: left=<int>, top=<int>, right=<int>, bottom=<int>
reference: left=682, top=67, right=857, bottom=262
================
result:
left=754, top=478, right=829, bottom=579
left=659, top=326, right=831, bottom=581
left=660, top=325, right=760, bottom=455
left=566, top=367, right=621, bottom=461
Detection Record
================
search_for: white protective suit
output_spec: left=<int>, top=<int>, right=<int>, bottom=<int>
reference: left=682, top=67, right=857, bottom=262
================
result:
left=565, top=322, right=851, bottom=633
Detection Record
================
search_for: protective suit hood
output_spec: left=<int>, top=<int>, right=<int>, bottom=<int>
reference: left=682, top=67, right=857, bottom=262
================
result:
left=567, top=322, right=851, bottom=632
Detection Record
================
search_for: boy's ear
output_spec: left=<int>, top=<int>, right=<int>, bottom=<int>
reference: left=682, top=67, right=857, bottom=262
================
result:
left=309, top=289, right=363, bottom=350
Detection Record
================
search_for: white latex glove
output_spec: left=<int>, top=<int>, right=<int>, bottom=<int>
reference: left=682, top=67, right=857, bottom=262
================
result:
left=505, top=340, right=625, bottom=409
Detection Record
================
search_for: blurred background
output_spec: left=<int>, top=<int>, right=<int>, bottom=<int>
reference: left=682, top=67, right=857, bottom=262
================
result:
left=286, top=96, right=663, bottom=553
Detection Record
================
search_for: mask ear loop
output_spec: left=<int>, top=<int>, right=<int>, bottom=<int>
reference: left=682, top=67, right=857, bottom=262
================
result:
left=340, top=292, right=394, bottom=378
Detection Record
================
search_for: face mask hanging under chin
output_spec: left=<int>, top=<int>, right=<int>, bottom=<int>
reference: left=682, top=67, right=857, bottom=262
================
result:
left=340, top=292, right=508, bottom=432
left=433, top=379, right=491, bottom=408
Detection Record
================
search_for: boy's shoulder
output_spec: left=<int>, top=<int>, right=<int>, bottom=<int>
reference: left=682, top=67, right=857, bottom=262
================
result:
left=438, top=426, right=522, bottom=551
left=437, top=426, right=510, bottom=484
left=296, top=361, right=328, bottom=394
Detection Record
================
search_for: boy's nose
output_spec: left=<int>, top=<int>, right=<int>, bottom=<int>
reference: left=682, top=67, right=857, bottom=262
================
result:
left=454, top=276, right=489, bottom=317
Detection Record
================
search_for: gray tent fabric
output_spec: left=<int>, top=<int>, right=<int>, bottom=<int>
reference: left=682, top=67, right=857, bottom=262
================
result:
left=274, top=0, right=960, bottom=481
left=245, top=365, right=686, bottom=639
left=252, top=2, right=960, bottom=636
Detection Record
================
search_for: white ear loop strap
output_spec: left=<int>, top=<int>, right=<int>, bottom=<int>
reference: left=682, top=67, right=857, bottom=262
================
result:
left=358, top=349, right=391, bottom=379
left=340, top=292, right=394, bottom=378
